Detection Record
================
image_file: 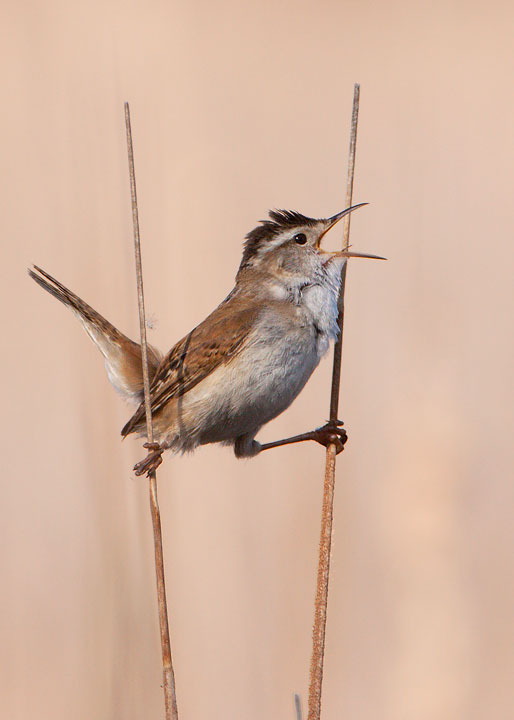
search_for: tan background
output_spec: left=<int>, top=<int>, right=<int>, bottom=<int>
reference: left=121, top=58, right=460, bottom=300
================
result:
left=2, top=1, right=513, bottom=718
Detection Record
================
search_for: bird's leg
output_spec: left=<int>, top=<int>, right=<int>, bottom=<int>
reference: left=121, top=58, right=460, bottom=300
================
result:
left=133, top=442, right=165, bottom=477
left=259, top=420, right=348, bottom=455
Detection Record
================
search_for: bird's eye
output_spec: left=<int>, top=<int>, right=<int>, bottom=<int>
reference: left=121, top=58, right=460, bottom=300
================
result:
left=294, top=233, right=307, bottom=245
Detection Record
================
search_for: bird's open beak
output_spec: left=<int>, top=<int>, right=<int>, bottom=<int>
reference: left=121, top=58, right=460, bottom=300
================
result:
left=317, top=203, right=386, bottom=261
left=326, top=203, right=368, bottom=229
left=324, top=248, right=387, bottom=260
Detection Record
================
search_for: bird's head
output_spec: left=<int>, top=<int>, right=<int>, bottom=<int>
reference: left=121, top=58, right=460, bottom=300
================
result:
left=236, top=204, right=384, bottom=286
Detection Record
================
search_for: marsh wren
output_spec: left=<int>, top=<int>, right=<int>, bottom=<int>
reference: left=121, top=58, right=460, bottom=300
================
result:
left=29, top=205, right=384, bottom=476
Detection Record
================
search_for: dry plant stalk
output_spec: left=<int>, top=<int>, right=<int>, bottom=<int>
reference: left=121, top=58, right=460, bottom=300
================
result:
left=294, top=693, right=304, bottom=720
left=124, top=102, right=179, bottom=720
left=307, top=83, right=361, bottom=720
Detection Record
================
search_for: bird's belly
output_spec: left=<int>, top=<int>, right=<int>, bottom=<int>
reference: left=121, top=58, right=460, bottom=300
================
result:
left=182, top=328, right=323, bottom=444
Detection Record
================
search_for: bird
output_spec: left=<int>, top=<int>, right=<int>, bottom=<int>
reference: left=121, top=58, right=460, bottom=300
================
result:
left=29, top=204, right=384, bottom=476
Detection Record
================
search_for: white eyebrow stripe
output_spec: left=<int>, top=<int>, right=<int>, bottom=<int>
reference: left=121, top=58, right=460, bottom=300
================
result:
left=254, top=234, right=286, bottom=258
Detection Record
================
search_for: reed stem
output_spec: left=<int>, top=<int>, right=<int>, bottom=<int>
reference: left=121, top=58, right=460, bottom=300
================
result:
left=307, top=83, right=360, bottom=720
left=124, top=102, right=179, bottom=720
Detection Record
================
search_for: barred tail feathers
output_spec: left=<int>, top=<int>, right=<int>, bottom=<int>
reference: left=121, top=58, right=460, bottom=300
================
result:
left=29, top=265, right=161, bottom=402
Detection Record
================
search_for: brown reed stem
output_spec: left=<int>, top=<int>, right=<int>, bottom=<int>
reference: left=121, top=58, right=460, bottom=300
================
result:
left=307, top=83, right=360, bottom=720
left=294, top=693, right=304, bottom=720
left=124, top=102, right=179, bottom=720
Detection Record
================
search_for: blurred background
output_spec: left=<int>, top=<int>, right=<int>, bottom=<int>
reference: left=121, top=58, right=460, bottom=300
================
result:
left=2, top=1, right=513, bottom=718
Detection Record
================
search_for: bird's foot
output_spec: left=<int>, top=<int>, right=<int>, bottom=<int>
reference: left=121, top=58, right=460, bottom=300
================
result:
left=259, top=419, right=348, bottom=454
left=310, top=420, right=348, bottom=455
left=134, top=442, right=164, bottom=477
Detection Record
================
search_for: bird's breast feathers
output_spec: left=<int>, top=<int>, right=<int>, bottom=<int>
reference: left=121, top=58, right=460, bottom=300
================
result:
left=299, top=281, right=340, bottom=343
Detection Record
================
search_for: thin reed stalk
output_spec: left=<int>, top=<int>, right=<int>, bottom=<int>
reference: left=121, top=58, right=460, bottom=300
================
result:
left=124, top=102, right=179, bottom=720
left=307, top=83, right=361, bottom=720
left=294, top=693, right=304, bottom=720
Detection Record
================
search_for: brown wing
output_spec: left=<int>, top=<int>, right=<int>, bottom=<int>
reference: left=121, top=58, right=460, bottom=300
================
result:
left=121, top=298, right=259, bottom=437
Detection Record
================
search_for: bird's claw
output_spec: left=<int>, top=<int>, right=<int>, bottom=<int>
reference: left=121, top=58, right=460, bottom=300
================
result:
left=311, top=422, right=348, bottom=455
left=133, top=442, right=164, bottom=477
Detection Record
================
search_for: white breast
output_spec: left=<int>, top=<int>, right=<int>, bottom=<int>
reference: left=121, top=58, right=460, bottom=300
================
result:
left=180, top=309, right=322, bottom=445
left=176, top=269, right=343, bottom=447
left=301, top=281, right=340, bottom=345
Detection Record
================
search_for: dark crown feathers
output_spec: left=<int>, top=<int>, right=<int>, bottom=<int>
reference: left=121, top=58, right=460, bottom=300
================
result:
left=239, top=210, right=319, bottom=270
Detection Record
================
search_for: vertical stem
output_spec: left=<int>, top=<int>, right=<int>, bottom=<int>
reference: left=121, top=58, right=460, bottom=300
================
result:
left=294, top=693, right=304, bottom=720
left=329, top=83, right=360, bottom=424
left=124, top=102, right=179, bottom=720
left=308, top=84, right=360, bottom=720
